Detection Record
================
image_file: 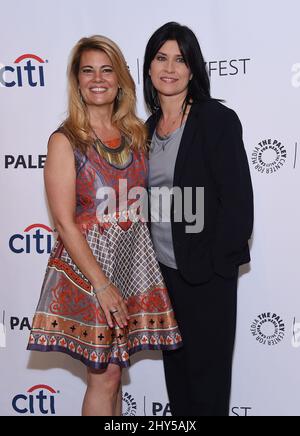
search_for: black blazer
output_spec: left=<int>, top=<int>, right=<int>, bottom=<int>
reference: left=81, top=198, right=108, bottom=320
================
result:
left=147, top=99, right=254, bottom=284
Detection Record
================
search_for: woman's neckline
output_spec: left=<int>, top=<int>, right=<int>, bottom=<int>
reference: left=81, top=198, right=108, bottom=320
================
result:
left=155, top=122, right=186, bottom=141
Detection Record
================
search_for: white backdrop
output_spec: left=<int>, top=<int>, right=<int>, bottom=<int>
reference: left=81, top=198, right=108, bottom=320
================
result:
left=1, top=0, right=300, bottom=416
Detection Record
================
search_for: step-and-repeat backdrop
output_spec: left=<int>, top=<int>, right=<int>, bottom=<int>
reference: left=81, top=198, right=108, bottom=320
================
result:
left=1, top=0, right=299, bottom=416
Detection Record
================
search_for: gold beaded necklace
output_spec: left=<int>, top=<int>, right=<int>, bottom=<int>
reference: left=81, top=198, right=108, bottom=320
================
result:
left=91, top=128, right=131, bottom=167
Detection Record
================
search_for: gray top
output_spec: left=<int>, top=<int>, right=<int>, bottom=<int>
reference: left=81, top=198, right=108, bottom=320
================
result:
left=148, top=124, right=185, bottom=269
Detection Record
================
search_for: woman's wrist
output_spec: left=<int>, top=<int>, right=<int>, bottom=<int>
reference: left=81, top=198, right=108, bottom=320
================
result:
left=93, top=280, right=112, bottom=296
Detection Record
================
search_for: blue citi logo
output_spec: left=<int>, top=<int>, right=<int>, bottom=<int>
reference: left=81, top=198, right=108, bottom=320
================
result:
left=9, top=224, right=54, bottom=254
left=0, top=54, right=47, bottom=87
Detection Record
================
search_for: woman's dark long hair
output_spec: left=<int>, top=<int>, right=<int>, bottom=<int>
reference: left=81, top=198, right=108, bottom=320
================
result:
left=143, top=22, right=211, bottom=114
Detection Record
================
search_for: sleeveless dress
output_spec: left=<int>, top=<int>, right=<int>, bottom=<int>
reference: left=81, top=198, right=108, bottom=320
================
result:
left=27, top=138, right=182, bottom=369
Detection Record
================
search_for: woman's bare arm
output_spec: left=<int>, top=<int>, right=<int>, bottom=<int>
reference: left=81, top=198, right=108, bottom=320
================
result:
left=45, top=132, right=128, bottom=328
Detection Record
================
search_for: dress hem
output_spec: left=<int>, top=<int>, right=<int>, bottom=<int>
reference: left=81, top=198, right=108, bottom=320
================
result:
left=27, top=341, right=183, bottom=370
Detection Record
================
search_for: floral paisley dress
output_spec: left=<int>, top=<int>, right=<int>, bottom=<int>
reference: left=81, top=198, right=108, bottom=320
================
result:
left=27, top=138, right=182, bottom=369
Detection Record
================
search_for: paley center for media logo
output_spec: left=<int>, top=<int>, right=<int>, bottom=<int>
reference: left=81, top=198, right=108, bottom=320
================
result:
left=122, top=392, right=137, bottom=416
left=9, top=224, right=54, bottom=254
left=252, top=139, right=287, bottom=175
left=12, top=385, right=59, bottom=415
left=251, top=312, right=285, bottom=346
left=0, top=54, right=47, bottom=87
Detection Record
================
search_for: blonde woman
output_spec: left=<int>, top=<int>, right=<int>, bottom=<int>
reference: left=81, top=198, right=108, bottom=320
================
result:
left=27, top=35, right=182, bottom=416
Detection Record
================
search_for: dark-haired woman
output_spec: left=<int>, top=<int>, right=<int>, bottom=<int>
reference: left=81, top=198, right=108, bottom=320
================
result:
left=144, top=22, right=253, bottom=416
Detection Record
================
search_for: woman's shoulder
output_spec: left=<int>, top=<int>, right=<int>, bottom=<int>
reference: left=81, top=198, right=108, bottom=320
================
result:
left=193, top=99, right=241, bottom=127
left=49, top=126, right=71, bottom=143
left=194, top=98, right=237, bottom=115
left=47, top=128, right=75, bottom=159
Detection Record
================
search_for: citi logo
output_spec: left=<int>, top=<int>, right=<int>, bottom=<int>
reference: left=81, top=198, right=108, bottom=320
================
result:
left=9, top=224, right=54, bottom=254
left=0, top=54, right=47, bottom=87
left=12, top=385, right=58, bottom=415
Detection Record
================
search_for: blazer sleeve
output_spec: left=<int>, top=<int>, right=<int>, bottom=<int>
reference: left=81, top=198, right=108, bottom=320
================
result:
left=211, top=109, right=254, bottom=277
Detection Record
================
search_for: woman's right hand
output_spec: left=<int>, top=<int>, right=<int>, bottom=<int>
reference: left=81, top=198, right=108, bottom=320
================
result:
left=96, top=283, right=130, bottom=329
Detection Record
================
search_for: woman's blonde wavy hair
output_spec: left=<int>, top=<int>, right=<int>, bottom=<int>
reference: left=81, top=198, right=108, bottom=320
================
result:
left=61, top=35, right=147, bottom=154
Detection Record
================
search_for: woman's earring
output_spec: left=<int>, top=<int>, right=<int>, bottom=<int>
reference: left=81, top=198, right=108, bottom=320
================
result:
left=117, top=87, right=123, bottom=103
left=151, top=87, right=159, bottom=110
